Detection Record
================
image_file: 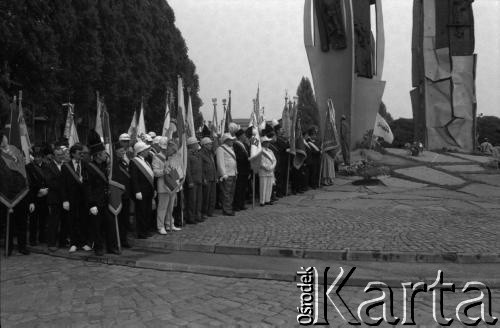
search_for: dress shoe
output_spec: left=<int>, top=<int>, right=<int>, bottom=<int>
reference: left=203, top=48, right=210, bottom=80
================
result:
left=19, top=248, right=30, bottom=255
left=260, top=203, right=265, bottom=207
left=121, top=242, right=131, bottom=249
left=95, top=249, right=104, bottom=256
left=232, top=207, right=240, bottom=212
left=30, top=241, right=38, bottom=247
left=240, top=206, right=248, bottom=211
left=166, top=225, right=182, bottom=232
left=107, top=248, right=121, bottom=255
left=136, top=235, right=148, bottom=239
left=82, top=245, right=92, bottom=251
left=207, top=214, right=215, bottom=217
left=266, top=201, right=274, bottom=205
left=48, top=246, right=58, bottom=252
left=185, top=220, right=197, bottom=224
left=222, top=211, right=235, bottom=216
left=158, top=228, right=167, bottom=235
left=69, top=245, right=77, bottom=253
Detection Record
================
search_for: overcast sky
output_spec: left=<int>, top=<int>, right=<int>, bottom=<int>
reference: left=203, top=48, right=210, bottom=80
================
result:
left=168, top=0, right=500, bottom=122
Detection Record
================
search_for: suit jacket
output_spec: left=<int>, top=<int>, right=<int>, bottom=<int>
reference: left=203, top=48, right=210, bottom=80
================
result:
left=26, top=162, right=47, bottom=203
left=129, top=156, right=155, bottom=200
left=112, top=158, right=130, bottom=199
left=216, top=144, right=237, bottom=177
left=200, top=148, right=217, bottom=183
left=43, top=160, right=64, bottom=205
left=61, top=160, right=87, bottom=206
left=233, top=141, right=251, bottom=176
left=86, top=161, right=109, bottom=208
left=186, top=150, right=203, bottom=185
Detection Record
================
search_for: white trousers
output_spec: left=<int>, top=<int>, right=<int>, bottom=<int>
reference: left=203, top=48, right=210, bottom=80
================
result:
left=259, top=176, right=273, bottom=204
left=157, top=193, right=176, bottom=230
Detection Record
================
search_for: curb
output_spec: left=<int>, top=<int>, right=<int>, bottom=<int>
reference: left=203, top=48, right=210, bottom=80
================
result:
left=26, top=247, right=500, bottom=288
left=130, top=238, right=500, bottom=264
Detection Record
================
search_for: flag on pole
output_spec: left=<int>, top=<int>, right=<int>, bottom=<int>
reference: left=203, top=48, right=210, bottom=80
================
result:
left=63, top=103, right=79, bottom=147
left=289, top=101, right=298, bottom=156
left=177, top=75, right=188, bottom=178
left=186, top=89, right=195, bottom=138
left=95, top=91, right=104, bottom=141
left=137, top=100, right=146, bottom=138
left=16, top=92, right=31, bottom=163
left=323, top=98, right=341, bottom=157
left=0, top=96, right=29, bottom=208
left=248, top=108, right=262, bottom=172
left=373, top=113, right=394, bottom=144
left=293, top=118, right=307, bottom=169
left=211, top=100, right=218, bottom=136
left=127, top=110, right=138, bottom=144
left=281, top=100, right=291, bottom=139
left=224, top=90, right=233, bottom=133
left=162, top=94, right=171, bottom=138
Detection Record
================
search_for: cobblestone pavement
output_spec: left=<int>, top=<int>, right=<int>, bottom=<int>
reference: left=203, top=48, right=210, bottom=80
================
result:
left=141, top=180, right=500, bottom=254
left=2, top=254, right=499, bottom=327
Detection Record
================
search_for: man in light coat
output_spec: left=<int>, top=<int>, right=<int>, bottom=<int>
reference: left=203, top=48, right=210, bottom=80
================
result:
left=152, top=137, right=181, bottom=234
left=259, top=136, right=277, bottom=206
left=216, top=133, right=237, bottom=216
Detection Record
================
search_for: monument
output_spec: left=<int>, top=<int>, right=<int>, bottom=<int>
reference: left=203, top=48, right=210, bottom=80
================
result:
left=304, top=0, right=386, bottom=150
left=411, top=0, right=476, bottom=152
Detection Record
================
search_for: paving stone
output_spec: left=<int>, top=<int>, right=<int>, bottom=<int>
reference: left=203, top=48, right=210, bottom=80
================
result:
left=395, top=166, right=466, bottom=185
left=379, top=176, right=428, bottom=189
left=461, top=173, right=500, bottom=187
left=448, top=152, right=493, bottom=163
left=458, top=183, right=500, bottom=198
left=436, top=164, right=485, bottom=172
left=313, top=191, right=368, bottom=200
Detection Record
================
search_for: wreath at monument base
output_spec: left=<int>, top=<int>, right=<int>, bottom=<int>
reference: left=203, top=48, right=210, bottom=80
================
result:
left=342, top=160, right=390, bottom=185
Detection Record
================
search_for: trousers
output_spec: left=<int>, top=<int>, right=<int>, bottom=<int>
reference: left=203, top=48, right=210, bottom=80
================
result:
left=202, top=182, right=216, bottom=216
left=259, top=176, right=274, bottom=204
left=220, top=176, right=236, bottom=213
left=157, top=193, right=177, bottom=229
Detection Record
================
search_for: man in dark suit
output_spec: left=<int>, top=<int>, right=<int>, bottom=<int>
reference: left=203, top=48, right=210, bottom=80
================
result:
left=61, top=143, right=91, bottom=252
left=129, top=141, right=155, bottom=239
left=86, top=135, right=119, bottom=256
left=113, top=144, right=131, bottom=248
left=44, top=145, right=65, bottom=251
left=200, top=137, right=217, bottom=219
left=232, top=129, right=250, bottom=211
left=26, top=145, right=49, bottom=246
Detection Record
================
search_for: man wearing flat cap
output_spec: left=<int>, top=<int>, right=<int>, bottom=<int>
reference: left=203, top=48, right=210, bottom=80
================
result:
left=185, top=137, right=203, bottom=224
left=200, top=137, right=217, bottom=219
left=216, top=133, right=237, bottom=216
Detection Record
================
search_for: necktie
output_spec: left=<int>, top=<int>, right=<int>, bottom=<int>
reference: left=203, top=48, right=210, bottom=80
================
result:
left=76, top=162, right=81, bottom=177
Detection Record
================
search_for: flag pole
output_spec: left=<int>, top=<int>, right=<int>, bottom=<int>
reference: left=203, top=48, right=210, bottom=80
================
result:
left=285, top=152, right=290, bottom=196
left=252, top=173, right=255, bottom=209
left=4, top=208, right=13, bottom=257
left=180, top=190, right=184, bottom=227
left=114, top=213, right=122, bottom=254
left=318, top=110, right=328, bottom=188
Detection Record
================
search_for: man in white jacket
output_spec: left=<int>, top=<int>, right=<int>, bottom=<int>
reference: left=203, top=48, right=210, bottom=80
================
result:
left=152, top=137, right=182, bottom=234
left=259, top=136, right=277, bottom=206
left=216, top=133, right=237, bottom=216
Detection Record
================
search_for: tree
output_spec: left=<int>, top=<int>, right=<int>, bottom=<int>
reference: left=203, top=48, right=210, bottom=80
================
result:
left=389, top=118, right=414, bottom=148
left=0, top=0, right=203, bottom=140
left=478, top=115, right=500, bottom=146
left=378, top=101, right=393, bottom=123
left=296, top=77, right=319, bottom=132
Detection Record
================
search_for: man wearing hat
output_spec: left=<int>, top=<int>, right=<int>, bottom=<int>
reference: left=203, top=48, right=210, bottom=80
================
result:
left=185, top=136, right=203, bottom=224
left=130, top=141, right=155, bottom=239
left=118, top=133, right=133, bottom=164
left=306, top=126, right=321, bottom=189
left=272, top=120, right=289, bottom=197
left=259, top=136, right=277, bottom=206
left=153, top=137, right=182, bottom=234
left=200, top=137, right=217, bottom=219
left=112, top=142, right=132, bottom=248
left=233, top=129, right=250, bottom=211
left=86, top=133, right=119, bottom=255
left=61, top=143, right=92, bottom=253
left=216, top=133, right=237, bottom=216
left=340, top=115, right=350, bottom=165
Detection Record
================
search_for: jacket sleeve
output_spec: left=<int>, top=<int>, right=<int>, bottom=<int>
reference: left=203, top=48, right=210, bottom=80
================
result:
left=61, top=165, right=70, bottom=203
left=129, top=161, right=139, bottom=195
left=215, top=147, right=225, bottom=177
left=185, top=154, right=192, bottom=184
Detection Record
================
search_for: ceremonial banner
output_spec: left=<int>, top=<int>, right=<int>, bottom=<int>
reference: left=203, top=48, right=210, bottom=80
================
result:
left=162, top=96, right=171, bottom=138
left=127, top=110, right=138, bottom=143
left=224, top=90, right=233, bottom=133
left=373, top=113, right=394, bottom=144
left=137, top=101, right=146, bottom=138
left=177, top=76, right=188, bottom=178
left=248, top=111, right=262, bottom=172
left=63, top=104, right=79, bottom=147
left=17, top=95, right=31, bottom=163
left=293, top=118, right=307, bottom=169
left=95, top=92, right=104, bottom=140
left=186, top=92, right=195, bottom=138
left=323, top=99, right=341, bottom=157
left=281, top=101, right=291, bottom=139
left=1, top=98, right=29, bottom=208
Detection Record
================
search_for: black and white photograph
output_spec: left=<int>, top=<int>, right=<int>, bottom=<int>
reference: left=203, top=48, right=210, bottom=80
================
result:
left=1, top=0, right=499, bottom=326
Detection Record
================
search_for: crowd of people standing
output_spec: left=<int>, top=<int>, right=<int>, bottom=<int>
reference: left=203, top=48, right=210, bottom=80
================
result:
left=0, top=119, right=335, bottom=256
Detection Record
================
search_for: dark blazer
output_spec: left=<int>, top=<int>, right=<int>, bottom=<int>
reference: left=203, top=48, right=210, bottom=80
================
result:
left=186, top=150, right=203, bottom=185
left=61, top=160, right=87, bottom=205
left=200, top=148, right=217, bottom=183
left=112, top=158, right=130, bottom=199
left=86, top=161, right=109, bottom=208
left=129, top=158, right=155, bottom=199
left=26, top=162, right=47, bottom=202
left=233, top=141, right=251, bottom=176
left=43, top=160, right=64, bottom=205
